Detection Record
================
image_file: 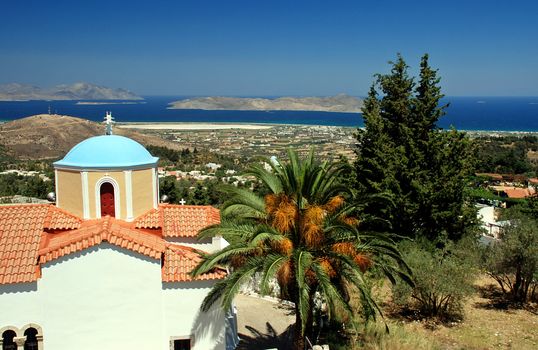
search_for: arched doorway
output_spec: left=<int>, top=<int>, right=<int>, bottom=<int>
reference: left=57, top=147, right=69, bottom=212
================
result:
left=23, top=328, right=38, bottom=350
left=100, top=182, right=115, bottom=217
left=1, top=330, right=17, bottom=350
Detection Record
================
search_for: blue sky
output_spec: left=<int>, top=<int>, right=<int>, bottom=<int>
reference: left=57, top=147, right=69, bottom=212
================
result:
left=1, top=0, right=536, bottom=96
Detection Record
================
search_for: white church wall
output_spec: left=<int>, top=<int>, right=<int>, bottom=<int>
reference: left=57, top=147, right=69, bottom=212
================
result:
left=166, top=236, right=230, bottom=254
left=162, top=280, right=226, bottom=350
left=0, top=282, right=41, bottom=330
left=0, top=243, right=228, bottom=350
left=165, top=237, right=215, bottom=252
left=39, top=244, right=163, bottom=350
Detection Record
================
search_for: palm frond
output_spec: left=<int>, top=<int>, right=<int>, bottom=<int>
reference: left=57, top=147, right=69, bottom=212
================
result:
left=259, top=254, right=288, bottom=295
left=244, top=162, right=283, bottom=194
left=201, top=257, right=264, bottom=312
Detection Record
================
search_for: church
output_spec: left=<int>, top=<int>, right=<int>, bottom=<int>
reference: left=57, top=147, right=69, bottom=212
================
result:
left=0, top=115, right=237, bottom=350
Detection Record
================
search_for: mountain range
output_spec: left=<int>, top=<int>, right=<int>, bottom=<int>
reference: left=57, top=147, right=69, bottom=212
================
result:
left=168, top=94, right=363, bottom=113
left=0, top=82, right=142, bottom=101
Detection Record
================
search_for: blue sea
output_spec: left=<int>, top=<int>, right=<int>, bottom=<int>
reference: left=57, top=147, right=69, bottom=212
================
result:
left=0, top=96, right=537, bottom=131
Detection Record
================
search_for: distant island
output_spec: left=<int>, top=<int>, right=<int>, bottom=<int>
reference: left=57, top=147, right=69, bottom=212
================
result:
left=168, top=94, right=363, bottom=113
left=0, top=82, right=142, bottom=101
left=75, top=101, right=147, bottom=105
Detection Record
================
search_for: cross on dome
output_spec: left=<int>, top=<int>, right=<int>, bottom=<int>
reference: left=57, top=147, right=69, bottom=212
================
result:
left=179, top=198, right=186, bottom=205
left=104, top=111, right=115, bottom=135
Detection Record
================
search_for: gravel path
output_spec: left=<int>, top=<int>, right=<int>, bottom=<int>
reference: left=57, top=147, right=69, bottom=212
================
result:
left=235, top=294, right=295, bottom=350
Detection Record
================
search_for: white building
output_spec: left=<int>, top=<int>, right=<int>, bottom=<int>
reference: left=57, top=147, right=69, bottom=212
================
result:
left=0, top=131, right=237, bottom=349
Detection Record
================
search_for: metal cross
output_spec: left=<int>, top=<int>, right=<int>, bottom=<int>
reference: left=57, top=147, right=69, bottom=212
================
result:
left=104, top=111, right=114, bottom=135
left=179, top=198, right=186, bottom=205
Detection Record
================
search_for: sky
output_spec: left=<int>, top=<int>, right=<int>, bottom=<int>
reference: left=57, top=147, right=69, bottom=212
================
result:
left=0, top=0, right=537, bottom=96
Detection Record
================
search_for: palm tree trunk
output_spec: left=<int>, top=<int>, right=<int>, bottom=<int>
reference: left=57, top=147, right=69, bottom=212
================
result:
left=293, top=303, right=305, bottom=350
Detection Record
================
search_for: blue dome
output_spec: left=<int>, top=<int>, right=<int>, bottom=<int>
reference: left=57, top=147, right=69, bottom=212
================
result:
left=54, top=135, right=159, bottom=169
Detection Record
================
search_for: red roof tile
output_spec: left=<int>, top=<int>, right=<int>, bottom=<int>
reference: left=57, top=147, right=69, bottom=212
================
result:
left=503, top=187, right=535, bottom=199
left=0, top=204, right=50, bottom=284
left=492, top=185, right=536, bottom=199
left=0, top=204, right=224, bottom=285
left=135, top=205, right=220, bottom=238
left=162, top=244, right=227, bottom=282
left=44, top=205, right=83, bottom=230
left=39, top=217, right=166, bottom=264
left=134, top=208, right=161, bottom=229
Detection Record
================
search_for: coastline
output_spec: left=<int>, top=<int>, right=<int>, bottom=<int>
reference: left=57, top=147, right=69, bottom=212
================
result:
left=117, top=122, right=275, bottom=130
left=116, top=122, right=538, bottom=134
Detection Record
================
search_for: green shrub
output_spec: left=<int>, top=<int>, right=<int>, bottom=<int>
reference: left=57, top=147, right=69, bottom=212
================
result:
left=481, top=210, right=538, bottom=303
left=392, top=239, right=477, bottom=319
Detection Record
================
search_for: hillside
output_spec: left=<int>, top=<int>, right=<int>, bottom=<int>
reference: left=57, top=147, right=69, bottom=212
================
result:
left=0, top=114, right=181, bottom=159
left=0, top=82, right=142, bottom=101
left=168, top=94, right=363, bottom=113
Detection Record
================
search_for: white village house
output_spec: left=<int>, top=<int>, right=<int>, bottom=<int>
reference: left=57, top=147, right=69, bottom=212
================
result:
left=0, top=117, right=238, bottom=350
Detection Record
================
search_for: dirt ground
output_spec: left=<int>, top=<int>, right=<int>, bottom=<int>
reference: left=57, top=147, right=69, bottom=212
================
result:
left=235, top=294, right=295, bottom=350
left=234, top=276, right=538, bottom=350
left=400, top=276, right=538, bottom=350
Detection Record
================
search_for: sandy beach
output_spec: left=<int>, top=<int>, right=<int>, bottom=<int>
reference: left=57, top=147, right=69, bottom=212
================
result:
left=117, top=122, right=274, bottom=130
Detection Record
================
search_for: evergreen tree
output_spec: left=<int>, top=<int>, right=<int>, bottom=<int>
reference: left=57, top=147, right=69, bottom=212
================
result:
left=354, top=54, right=475, bottom=241
left=159, top=176, right=179, bottom=203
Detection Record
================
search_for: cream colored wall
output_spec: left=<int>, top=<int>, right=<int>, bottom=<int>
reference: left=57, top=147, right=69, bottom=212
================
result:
left=132, top=168, right=155, bottom=218
left=56, top=167, right=156, bottom=221
left=87, top=171, right=126, bottom=219
left=56, top=170, right=83, bottom=217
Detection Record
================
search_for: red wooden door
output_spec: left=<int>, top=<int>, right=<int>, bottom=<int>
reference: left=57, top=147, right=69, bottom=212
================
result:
left=100, top=182, right=115, bottom=217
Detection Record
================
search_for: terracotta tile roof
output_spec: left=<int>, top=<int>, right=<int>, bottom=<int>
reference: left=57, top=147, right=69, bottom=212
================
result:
left=162, top=244, right=227, bottom=282
left=0, top=204, right=50, bottom=284
left=44, top=206, right=83, bottom=230
left=0, top=204, right=224, bottom=285
left=38, top=217, right=166, bottom=264
left=39, top=217, right=225, bottom=282
left=134, top=208, right=161, bottom=229
left=135, top=204, right=220, bottom=238
left=491, top=185, right=536, bottom=199
left=504, top=187, right=535, bottom=199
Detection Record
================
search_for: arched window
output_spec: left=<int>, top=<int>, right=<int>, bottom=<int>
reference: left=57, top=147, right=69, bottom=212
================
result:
left=23, top=328, right=38, bottom=350
left=100, top=182, right=116, bottom=217
left=1, top=330, right=17, bottom=350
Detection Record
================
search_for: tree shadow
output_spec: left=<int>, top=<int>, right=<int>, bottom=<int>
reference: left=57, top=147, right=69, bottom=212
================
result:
left=473, top=282, right=513, bottom=310
left=474, top=283, right=538, bottom=314
left=237, top=322, right=294, bottom=350
left=382, top=301, right=464, bottom=330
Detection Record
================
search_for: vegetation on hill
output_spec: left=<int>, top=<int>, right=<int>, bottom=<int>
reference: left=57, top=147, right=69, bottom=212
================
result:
left=0, top=173, right=53, bottom=200
left=392, top=238, right=478, bottom=319
left=0, top=150, right=54, bottom=200
left=481, top=209, right=538, bottom=303
left=146, top=144, right=244, bottom=171
left=474, top=135, right=538, bottom=175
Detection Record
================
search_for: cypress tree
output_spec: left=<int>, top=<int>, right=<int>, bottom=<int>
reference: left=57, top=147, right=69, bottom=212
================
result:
left=354, top=54, right=476, bottom=241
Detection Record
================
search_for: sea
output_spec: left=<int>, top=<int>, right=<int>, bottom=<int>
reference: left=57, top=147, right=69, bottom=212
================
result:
left=1, top=96, right=537, bottom=132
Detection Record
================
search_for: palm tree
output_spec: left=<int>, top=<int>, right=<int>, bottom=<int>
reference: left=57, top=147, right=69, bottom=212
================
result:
left=192, top=149, right=410, bottom=350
